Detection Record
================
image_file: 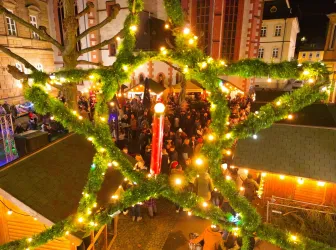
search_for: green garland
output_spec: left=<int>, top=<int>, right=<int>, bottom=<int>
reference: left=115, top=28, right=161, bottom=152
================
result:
left=0, top=1, right=333, bottom=250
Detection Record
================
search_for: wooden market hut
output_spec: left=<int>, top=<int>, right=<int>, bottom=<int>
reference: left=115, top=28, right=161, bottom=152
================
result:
left=0, top=134, right=135, bottom=249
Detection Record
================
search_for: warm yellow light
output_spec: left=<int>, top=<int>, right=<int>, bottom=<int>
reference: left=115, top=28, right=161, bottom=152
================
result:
left=276, top=101, right=281, bottom=106
left=188, top=38, right=194, bottom=45
left=160, top=46, right=166, bottom=52
left=112, top=161, right=119, bottom=166
left=221, top=163, right=228, bottom=170
left=175, top=178, right=182, bottom=185
left=221, top=86, right=229, bottom=93
left=214, top=188, right=218, bottom=192
left=267, top=78, right=272, bottom=83
left=7, top=210, right=13, bottom=215
left=89, top=75, right=94, bottom=79
left=88, top=137, right=93, bottom=141
left=202, top=202, right=208, bottom=207
left=183, top=27, right=190, bottom=35
left=72, top=110, right=77, bottom=115
left=164, top=23, right=170, bottom=29
left=298, top=178, right=304, bottom=185
left=78, top=217, right=84, bottom=223
left=87, top=209, right=92, bottom=215
left=240, top=186, right=245, bottom=191
left=303, top=70, right=309, bottom=75
left=230, top=165, right=235, bottom=169
left=317, top=181, right=325, bottom=187
left=226, top=121, right=230, bottom=125
left=188, top=211, right=192, bottom=216
left=261, top=172, right=267, bottom=177
left=111, top=195, right=119, bottom=200
left=27, top=238, right=32, bottom=242
left=107, top=162, right=113, bottom=167
left=225, top=133, right=231, bottom=139
left=279, top=175, right=285, bottom=180
left=118, top=93, right=122, bottom=97
left=195, top=158, right=204, bottom=166
left=226, top=150, right=232, bottom=156
left=122, top=65, right=129, bottom=71
left=116, top=36, right=121, bottom=41
left=65, top=231, right=69, bottom=235
left=100, top=148, right=106, bottom=152
left=183, top=66, right=189, bottom=73
left=154, top=103, right=165, bottom=113
left=308, top=78, right=314, bottom=83
left=78, top=116, right=83, bottom=120
left=207, top=57, right=213, bottom=63
left=100, top=117, right=106, bottom=122
left=220, top=60, right=225, bottom=65
left=244, top=169, right=249, bottom=174
left=226, top=175, right=232, bottom=180
left=208, top=134, right=215, bottom=141
left=200, top=62, right=207, bottom=68
left=110, top=102, right=115, bottom=106
left=130, top=25, right=137, bottom=32
left=287, top=114, right=293, bottom=120
left=50, top=116, right=54, bottom=120
left=291, top=235, right=297, bottom=241
left=147, top=173, right=152, bottom=178
left=162, top=50, right=167, bottom=55
left=34, top=217, right=37, bottom=221
left=93, top=203, right=97, bottom=208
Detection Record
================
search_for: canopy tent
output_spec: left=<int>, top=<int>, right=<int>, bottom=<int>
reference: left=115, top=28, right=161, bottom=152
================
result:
left=125, top=78, right=166, bottom=95
left=172, top=80, right=204, bottom=93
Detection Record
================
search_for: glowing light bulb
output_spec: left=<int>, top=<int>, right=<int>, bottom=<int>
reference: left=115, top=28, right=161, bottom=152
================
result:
left=321, top=86, right=327, bottom=92
left=112, top=161, right=119, bottom=166
left=122, top=65, right=129, bottom=71
left=93, top=203, right=97, bottom=208
left=214, top=188, right=218, bottom=192
left=60, top=77, right=66, bottom=82
left=160, top=47, right=166, bottom=52
left=100, top=148, right=106, bottom=153
left=226, top=150, right=232, bottom=156
left=27, top=238, right=32, bottom=242
left=154, top=103, right=165, bottom=113
left=279, top=175, right=285, bottom=180
left=183, top=27, right=190, bottom=35
left=240, top=186, right=245, bottom=191
left=183, top=66, right=189, bottom=73
left=7, top=210, right=12, bottom=215
left=252, top=134, right=258, bottom=139
left=188, top=211, right=192, bottom=216
left=72, top=110, right=77, bottom=115
left=78, top=217, right=84, bottom=223
left=110, top=102, right=115, bottom=106
left=89, top=75, right=94, bottom=80
left=116, top=36, right=121, bottom=41
left=175, top=178, right=182, bottom=185
left=162, top=50, right=167, bottom=55
left=291, top=235, right=297, bottom=241
left=220, top=60, right=225, bottom=65
left=87, top=209, right=92, bottom=215
left=207, top=58, right=213, bottom=63
left=208, top=134, right=215, bottom=141
left=34, top=217, right=37, bottom=221
left=221, top=163, right=228, bottom=170
left=308, top=78, right=314, bottom=83
left=200, top=62, right=207, bottom=68
left=303, top=70, right=309, bottom=75
left=225, top=133, right=231, bottom=139
left=317, top=181, right=325, bottom=187
left=202, top=202, right=208, bottom=207
left=298, top=178, right=304, bottom=185
left=267, top=78, right=272, bottom=83
left=88, top=137, right=93, bottom=141
left=244, top=169, right=249, bottom=174
left=287, top=114, right=293, bottom=120
left=164, top=23, right=170, bottom=29
left=226, top=175, right=232, bottom=180
left=276, top=101, right=281, bottom=106
left=78, top=116, right=83, bottom=120
left=50, top=116, right=54, bottom=120
left=100, top=117, right=106, bottom=122
left=111, top=195, right=119, bottom=200
left=188, top=38, right=194, bottom=45
left=107, top=162, right=113, bottom=167
left=65, top=231, right=69, bottom=235
left=195, top=158, right=203, bottom=166
left=261, top=172, right=267, bottom=177
left=130, top=25, right=137, bottom=32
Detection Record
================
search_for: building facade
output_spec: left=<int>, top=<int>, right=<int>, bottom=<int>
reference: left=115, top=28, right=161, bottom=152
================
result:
left=323, top=13, right=336, bottom=103
left=0, top=0, right=54, bottom=104
left=257, top=0, right=299, bottom=63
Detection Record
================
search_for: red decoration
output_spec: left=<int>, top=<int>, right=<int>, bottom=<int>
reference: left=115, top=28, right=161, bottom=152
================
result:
left=150, top=110, right=165, bottom=175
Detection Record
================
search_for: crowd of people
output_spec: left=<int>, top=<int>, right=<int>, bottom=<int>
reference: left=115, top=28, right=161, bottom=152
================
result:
left=111, top=93, right=261, bottom=249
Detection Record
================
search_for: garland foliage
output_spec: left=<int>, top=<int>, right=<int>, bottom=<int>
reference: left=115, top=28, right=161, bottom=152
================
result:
left=0, top=0, right=332, bottom=250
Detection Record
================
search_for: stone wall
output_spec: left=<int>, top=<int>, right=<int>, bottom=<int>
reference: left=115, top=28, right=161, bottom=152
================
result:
left=0, top=0, right=54, bottom=104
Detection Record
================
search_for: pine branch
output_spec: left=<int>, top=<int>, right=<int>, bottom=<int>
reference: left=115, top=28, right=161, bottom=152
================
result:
left=76, top=4, right=121, bottom=41
left=76, top=2, right=94, bottom=19
left=0, top=6, right=63, bottom=51
left=78, top=30, right=124, bottom=55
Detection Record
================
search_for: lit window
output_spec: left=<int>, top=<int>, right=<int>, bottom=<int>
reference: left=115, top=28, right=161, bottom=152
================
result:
left=308, top=53, right=313, bottom=60
left=302, top=53, right=306, bottom=58
left=257, top=48, right=264, bottom=59
left=30, top=15, right=39, bottom=39
left=275, top=25, right=281, bottom=37
left=36, top=63, right=43, bottom=72
left=316, top=52, right=320, bottom=58
left=260, top=26, right=267, bottom=37
left=6, top=10, right=17, bottom=36
left=272, top=48, right=279, bottom=58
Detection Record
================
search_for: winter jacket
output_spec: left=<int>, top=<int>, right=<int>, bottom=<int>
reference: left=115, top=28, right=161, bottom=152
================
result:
left=161, top=154, right=170, bottom=175
left=195, top=172, right=214, bottom=201
left=191, top=226, right=225, bottom=250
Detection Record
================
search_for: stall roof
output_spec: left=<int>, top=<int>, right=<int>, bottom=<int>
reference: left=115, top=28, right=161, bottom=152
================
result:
left=172, top=81, right=203, bottom=92
left=125, top=78, right=165, bottom=94
left=0, top=134, right=135, bottom=224
left=233, top=124, right=336, bottom=183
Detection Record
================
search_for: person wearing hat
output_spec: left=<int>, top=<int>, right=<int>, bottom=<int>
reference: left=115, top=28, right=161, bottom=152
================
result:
left=190, top=225, right=225, bottom=250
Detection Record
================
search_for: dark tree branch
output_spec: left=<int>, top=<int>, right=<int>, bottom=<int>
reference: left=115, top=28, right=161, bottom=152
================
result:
left=77, top=60, right=102, bottom=67
left=76, top=2, right=94, bottom=19
left=0, top=45, right=37, bottom=71
left=77, top=4, right=121, bottom=41
left=0, top=6, right=64, bottom=51
left=78, top=30, right=124, bottom=55
left=162, top=60, right=181, bottom=72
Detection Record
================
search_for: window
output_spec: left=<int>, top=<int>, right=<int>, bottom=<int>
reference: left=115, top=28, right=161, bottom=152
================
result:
left=274, top=25, right=281, bottom=37
left=139, top=74, right=145, bottom=83
left=107, top=1, right=117, bottom=17
left=6, top=10, right=17, bottom=36
left=316, top=52, right=320, bottom=58
left=30, top=15, right=39, bottom=39
left=302, top=53, right=306, bottom=58
left=260, top=26, right=267, bottom=37
left=109, top=42, right=117, bottom=56
left=36, top=63, right=43, bottom=71
left=196, top=0, right=210, bottom=54
left=158, top=73, right=165, bottom=85
left=257, top=48, right=264, bottom=59
left=272, top=48, right=279, bottom=58
left=309, top=53, right=313, bottom=60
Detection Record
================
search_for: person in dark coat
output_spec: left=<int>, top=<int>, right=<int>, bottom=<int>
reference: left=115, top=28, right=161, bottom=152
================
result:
left=169, top=145, right=179, bottom=162
left=184, top=114, right=194, bottom=137
left=161, top=148, right=170, bottom=175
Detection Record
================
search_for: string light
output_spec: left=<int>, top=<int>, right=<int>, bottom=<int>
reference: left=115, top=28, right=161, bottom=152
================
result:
left=100, top=148, right=106, bottom=153
left=298, top=178, right=304, bottom=185
left=93, top=203, right=97, bottom=208
left=188, top=38, right=194, bottom=45
left=244, top=169, right=249, bottom=174
left=303, top=70, right=309, bottom=75
left=188, top=211, right=192, bottom=216
left=130, top=25, right=137, bottom=32
left=89, top=75, right=94, bottom=79
left=252, top=134, right=258, bottom=139
left=225, top=133, right=231, bottom=139
left=183, top=66, right=189, bottom=73
left=116, top=36, right=121, bottom=41
left=276, top=101, right=281, bottom=106
left=291, top=235, right=298, bottom=241
left=240, top=187, right=245, bottom=191
left=207, top=57, right=213, bottom=63
left=226, top=150, right=232, bottom=156
left=100, top=117, right=106, bottom=122
left=208, top=134, right=215, bottom=141
left=27, top=238, right=32, bottom=242
left=78, top=116, right=83, bottom=120
left=78, top=217, right=84, bottom=223
left=220, top=60, right=225, bottom=65
left=308, top=78, right=314, bottom=83
left=200, top=62, right=207, bottom=69
left=226, top=175, right=232, bottom=180
left=202, top=202, right=208, bottom=207
left=261, top=172, right=267, bottom=177
left=65, top=231, right=69, bottom=235
left=164, top=23, right=170, bottom=29
left=72, top=110, right=77, bottom=115
left=175, top=178, right=182, bottom=185
left=112, top=161, right=119, bottom=166
left=317, top=181, right=325, bottom=187
left=7, top=210, right=13, bottom=215
left=122, top=65, right=129, bottom=71
left=110, top=102, right=115, bottom=106
left=111, top=195, right=119, bottom=200
left=287, top=114, right=293, bottom=120
left=183, top=27, right=190, bottom=35
left=221, top=163, right=227, bottom=170
left=279, top=175, right=285, bottom=180
left=87, top=137, right=93, bottom=141
left=50, top=116, right=54, bottom=120
left=195, top=158, right=203, bottom=166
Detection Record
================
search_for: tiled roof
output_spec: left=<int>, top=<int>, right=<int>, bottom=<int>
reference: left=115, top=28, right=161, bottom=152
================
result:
left=233, top=124, right=336, bottom=183
left=0, top=134, right=134, bottom=223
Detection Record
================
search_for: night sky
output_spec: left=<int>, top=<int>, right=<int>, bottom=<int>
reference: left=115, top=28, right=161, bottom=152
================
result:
left=291, top=0, right=336, bottom=39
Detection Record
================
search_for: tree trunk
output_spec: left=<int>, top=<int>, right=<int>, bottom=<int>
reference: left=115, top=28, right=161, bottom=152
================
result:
left=63, top=84, right=78, bottom=110
left=178, top=76, right=186, bottom=105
